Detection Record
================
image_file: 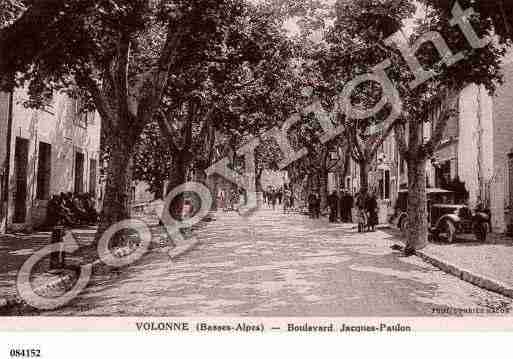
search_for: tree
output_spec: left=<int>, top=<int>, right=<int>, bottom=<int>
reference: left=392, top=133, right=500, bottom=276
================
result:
left=0, top=0, right=101, bottom=88
left=7, top=1, right=253, bottom=240
left=389, top=0, right=506, bottom=253
left=423, top=0, right=513, bottom=44
left=133, top=122, right=172, bottom=199
left=309, top=0, right=508, bottom=253
left=254, top=137, right=282, bottom=193
left=312, top=0, right=414, bottom=194
left=155, top=1, right=303, bottom=201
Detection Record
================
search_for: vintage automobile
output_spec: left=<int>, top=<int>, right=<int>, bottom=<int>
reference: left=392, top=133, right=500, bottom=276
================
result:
left=391, top=188, right=489, bottom=243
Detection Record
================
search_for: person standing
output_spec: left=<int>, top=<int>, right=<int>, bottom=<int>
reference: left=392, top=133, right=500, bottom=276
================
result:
left=327, top=190, right=339, bottom=223
left=341, top=190, right=354, bottom=223
left=308, top=192, right=316, bottom=218
left=366, top=191, right=379, bottom=232
left=314, top=193, right=321, bottom=219
left=218, top=189, right=226, bottom=211
left=355, top=189, right=368, bottom=232
left=271, top=189, right=277, bottom=210
left=230, top=189, right=238, bottom=211
left=339, top=189, right=346, bottom=222
left=283, top=186, right=292, bottom=213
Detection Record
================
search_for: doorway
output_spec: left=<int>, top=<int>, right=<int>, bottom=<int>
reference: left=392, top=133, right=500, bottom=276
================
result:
left=14, top=137, right=29, bottom=223
left=74, top=151, right=84, bottom=194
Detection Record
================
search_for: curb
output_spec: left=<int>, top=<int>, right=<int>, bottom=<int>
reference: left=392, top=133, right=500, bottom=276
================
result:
left=415, top=249, right=513, bottom=299
left=385, top=227, right=513, bottom=299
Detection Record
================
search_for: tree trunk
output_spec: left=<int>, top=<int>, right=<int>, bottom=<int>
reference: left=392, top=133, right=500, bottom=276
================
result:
left=196, top=167, right=218, bottom=213
left=95, top=139, right=134, bottom=243
left=166, top=152, right=190, bottom=195
left=164, top=150, right=193, bottom=226
left=155, top=183, right=164, bottom=200
left=208, top=174, right=218, bottom=212
left=256, top=169, right=263, bottom=192
left=341, top=151, right=351, bottom=189
left=405, top=156, right=429, bottom=252
left=319, top=171, right=328, bottom=210
left=358, top=160, right=369, bottom=193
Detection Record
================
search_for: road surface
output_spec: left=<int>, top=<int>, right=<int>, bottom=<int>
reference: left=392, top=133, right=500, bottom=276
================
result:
left=38, top=208, right=513, bottom=316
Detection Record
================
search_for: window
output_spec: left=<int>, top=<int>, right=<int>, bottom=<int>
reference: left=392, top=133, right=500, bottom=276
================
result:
left=74, top=151, right=85, bottom=193
left=378, top=169, right=391, bottom=200
left=384, top=170, right=390, bottom=200
left=435, top=160, right=451, bottom=189
left=74, top=96, right=92, bottom=128
left=36, top=142, right=52, bottom=200
left=89, top=159, right=97, bottom=196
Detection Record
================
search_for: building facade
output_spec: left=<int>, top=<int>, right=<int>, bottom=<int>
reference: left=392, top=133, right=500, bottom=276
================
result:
left=0, top=88, right=101, bottom=233
left=422, top=62, right=513, bottom=234
left=347, top=60, right=513, bottom=233
left=0, top=92, right=12, bottom=233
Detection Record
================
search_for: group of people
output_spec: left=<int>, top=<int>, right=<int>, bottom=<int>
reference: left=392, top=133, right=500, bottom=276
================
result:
left=45, top=192, right=99, bottom=228
left=263, top=186, right=295, bottom=211
left=309, top=189, right=354, bottom=222
left=326, top=189, right=355, bottom=223
left=355, top=189, right=379, bottom=232
left=308, top=188, right=379, bottom=232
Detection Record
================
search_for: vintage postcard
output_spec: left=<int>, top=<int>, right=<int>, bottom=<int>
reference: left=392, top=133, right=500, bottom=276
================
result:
left=1, top=0, right=513, bottom=345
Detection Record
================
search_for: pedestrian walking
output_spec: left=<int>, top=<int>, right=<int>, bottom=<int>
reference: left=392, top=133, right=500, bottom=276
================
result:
left=327, top=190, right=339, bottom=223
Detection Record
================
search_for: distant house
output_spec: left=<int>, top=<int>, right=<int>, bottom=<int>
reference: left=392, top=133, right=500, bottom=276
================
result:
left=0, top=88, right=101, bottom=233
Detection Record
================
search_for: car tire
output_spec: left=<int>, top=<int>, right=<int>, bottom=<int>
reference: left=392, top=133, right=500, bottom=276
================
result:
left=438, top=220, right=456, bottom=243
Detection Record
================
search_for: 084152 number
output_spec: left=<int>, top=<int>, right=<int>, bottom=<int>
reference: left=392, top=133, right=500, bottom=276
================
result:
left=9, top=349, right=41, bottom=358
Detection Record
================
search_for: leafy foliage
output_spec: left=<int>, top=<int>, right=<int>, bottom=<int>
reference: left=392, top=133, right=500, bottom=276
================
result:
left=133, top=122, right=171, bottom=198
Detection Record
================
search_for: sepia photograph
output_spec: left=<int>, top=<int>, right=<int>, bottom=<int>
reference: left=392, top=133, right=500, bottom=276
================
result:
left=0, top=0, right=513, bottom=339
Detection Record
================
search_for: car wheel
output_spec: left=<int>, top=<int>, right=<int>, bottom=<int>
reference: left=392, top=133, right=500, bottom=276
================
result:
left=438, top=220, right=456, bottom=243
left=473, top=223, right=487, bottom=242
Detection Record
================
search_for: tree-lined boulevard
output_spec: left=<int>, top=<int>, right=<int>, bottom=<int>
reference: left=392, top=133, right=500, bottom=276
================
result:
left=36, top=208, right=512, bottom=316
left=2, top=0, right=513, bottom=315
